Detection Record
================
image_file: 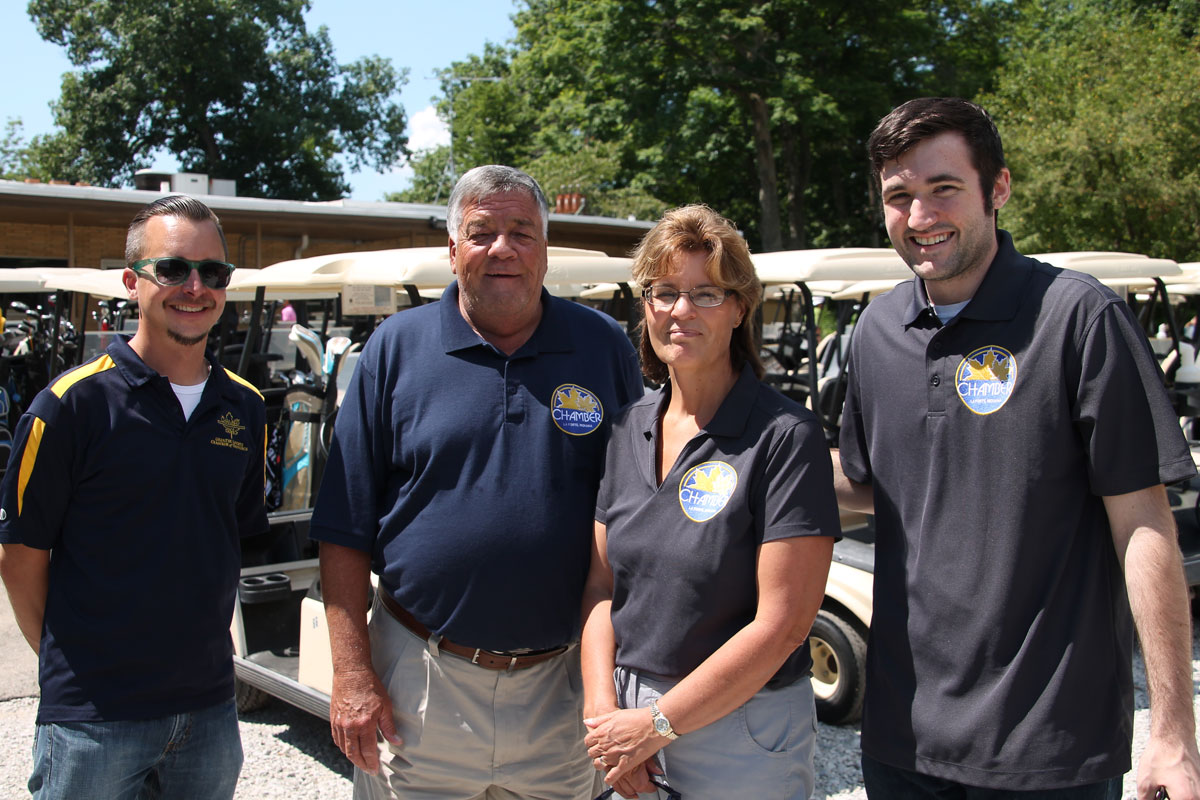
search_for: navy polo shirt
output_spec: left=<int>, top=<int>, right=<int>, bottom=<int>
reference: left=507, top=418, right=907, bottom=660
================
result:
left=310, top=284, right=643, bottom=652
left=0, top=336, right=269, bottom=723
left=596, top=364, right=841, bottom=684
left=840, top=231, right=1195, bottom=789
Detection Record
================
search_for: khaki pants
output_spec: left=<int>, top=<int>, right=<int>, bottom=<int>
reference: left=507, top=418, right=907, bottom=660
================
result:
left=353, top=593, right=602, bottom=800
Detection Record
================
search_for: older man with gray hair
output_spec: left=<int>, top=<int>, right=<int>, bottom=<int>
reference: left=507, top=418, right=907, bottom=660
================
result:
left=312, top=165, right=643, bottom=799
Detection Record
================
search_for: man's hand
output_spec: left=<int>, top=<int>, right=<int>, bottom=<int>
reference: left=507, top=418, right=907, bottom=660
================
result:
left=1137, top=732, right=1200, bottom=800
left=329, top=666, right=401, bottom=774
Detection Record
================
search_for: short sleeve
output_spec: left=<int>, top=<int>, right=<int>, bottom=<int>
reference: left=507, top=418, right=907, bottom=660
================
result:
left=1073, top=300, right=1195, bottom=495
left=756, top=417, right=842, bottom=543
left=0, top=391, right=75, bottom=549
left=309, top=340, right=388, bottom=551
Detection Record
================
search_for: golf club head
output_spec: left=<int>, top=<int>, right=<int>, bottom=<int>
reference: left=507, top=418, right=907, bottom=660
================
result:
left=331, top=341, right=362, bottom=391
left=324, top=336, right=352, bottom=377
left=288, top=324, right=325, bottom=387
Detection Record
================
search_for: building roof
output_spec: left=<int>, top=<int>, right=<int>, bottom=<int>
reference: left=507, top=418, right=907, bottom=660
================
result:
left=0, top=179, right=654, bottom=251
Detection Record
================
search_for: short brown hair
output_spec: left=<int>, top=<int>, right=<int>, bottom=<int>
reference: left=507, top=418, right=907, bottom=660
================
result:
left=630, top=205, right=763, bottom=384
left=868, top=97, right=1006, bottom=212
left=125, top=194, right=228, bottom=266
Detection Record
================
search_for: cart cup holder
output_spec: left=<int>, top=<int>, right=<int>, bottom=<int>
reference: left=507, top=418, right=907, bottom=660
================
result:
left=239, top=573, right=292, bottom=605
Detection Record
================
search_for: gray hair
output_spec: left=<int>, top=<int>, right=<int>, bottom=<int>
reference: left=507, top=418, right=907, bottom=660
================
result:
left=446, top=165, right=550, bottom=240
left=125, top=194, right=228, bottom=266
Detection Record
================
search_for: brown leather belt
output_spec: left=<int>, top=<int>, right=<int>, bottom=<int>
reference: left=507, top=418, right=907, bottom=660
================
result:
left=376, top=589, right=568, bottom=671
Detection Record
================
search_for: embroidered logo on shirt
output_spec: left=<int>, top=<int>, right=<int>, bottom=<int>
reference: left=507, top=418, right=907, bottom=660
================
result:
left=212, top=412, right=249, bottom=452
left=550, top=383, right=604, bottom=436
left=955, top=345, right=1018, bottom=415
left=678, top=461, right=737, bottom=522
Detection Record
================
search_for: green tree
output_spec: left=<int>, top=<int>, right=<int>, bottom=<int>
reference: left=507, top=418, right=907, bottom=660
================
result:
left=385, top=145, right=455, bottom=205
left=418, top=0, right=1012, bottom=250
left=1, top=119, right=33, bottom=180
left=25, top=0, right=409, bottom=200
left=982, top=2, right=1200, bottom=260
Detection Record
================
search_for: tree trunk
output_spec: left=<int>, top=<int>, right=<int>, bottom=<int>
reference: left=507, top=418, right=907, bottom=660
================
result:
left=782, top=122, right=811, bottom=249
left=747, top=92, right=782, bottom=252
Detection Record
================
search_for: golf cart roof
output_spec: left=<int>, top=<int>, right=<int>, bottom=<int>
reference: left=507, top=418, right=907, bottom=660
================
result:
left=1164, top=262, right=1200, bottom=296
left=751, top=248, right=911, bottom=286
left=822, top=251, right=1185, bottom=300
left=1030, top=251, right=1180, bottom=280
left=228, top=246, right=635, bottom=293
left=43, top=267, right=338, bottom=301
left=0, top=267, right=100, bottom=293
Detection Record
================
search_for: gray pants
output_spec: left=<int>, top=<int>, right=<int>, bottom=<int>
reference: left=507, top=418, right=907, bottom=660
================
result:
left=613, top=666, right=817, bottom=800
left=353, top=593, right=602, bottom=800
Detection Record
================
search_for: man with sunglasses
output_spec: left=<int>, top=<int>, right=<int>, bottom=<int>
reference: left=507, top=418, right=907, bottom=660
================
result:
left=0, top=194, right=268, bottom=799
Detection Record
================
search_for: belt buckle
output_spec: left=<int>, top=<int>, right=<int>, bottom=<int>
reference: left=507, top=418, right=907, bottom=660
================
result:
left=470, top=648, right=519, bottom=671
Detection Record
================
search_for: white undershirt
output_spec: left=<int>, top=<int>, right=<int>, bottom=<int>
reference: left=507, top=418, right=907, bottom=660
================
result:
left=171, top=379, right=208, bottom=420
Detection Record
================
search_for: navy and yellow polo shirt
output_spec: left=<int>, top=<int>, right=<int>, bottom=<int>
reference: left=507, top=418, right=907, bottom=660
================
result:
left=0, top=335, right=268, bottom=723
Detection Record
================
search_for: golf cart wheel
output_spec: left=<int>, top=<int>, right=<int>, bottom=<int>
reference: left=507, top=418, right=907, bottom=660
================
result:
left=808, top=609, right=866, bottom=725
left=235, top=678, right=271, bottom=714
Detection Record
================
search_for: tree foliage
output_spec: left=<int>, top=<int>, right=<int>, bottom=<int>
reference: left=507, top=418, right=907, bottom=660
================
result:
left=1, top=119, right=34, bottom=181
left=984, top=1, right=1200, bottom=260
left=25, top=0, right=409, bottom=200
left=385, top=145, right=455, bottom=205
left=398, top=0, right=1013, bottom=251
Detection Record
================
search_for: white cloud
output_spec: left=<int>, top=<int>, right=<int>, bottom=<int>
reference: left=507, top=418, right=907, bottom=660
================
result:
left=408, top=105, right=450, bottom=151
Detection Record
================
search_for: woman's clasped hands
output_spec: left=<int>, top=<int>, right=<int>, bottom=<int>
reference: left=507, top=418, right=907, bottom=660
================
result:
left=584, top=706, right=669, bottom=798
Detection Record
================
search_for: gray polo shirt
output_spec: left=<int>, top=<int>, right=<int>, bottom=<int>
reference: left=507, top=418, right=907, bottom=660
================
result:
left=596, top=364, right=841, bottom=685
left=840, top=230, right=1195, bottom=789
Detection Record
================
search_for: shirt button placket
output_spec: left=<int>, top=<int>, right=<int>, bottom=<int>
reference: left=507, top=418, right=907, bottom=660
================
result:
left=927, top=335, right=947, bottom=413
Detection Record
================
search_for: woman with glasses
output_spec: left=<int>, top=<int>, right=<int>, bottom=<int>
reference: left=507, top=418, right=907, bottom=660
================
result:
left=581, top=205, right=839, bottom=799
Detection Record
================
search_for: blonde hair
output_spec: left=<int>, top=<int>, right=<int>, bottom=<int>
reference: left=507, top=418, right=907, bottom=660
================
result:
left=630, top=205, right=763, bottom=383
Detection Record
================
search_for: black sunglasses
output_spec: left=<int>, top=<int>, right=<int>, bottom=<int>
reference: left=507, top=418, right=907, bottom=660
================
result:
left=594, top=780, right=681, bottom=800
left=130, top=257, right=236, bottom=289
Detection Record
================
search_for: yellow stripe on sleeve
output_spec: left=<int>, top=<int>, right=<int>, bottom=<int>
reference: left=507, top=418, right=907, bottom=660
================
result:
left=224, top=367, right=264, bottom=400
left=50, top=355, right=116, bottom=398
left=17, top=418, right=46, bottom=517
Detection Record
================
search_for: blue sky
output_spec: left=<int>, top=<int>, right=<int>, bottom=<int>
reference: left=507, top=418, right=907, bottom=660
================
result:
left=1, top=1, right=519, bottom=200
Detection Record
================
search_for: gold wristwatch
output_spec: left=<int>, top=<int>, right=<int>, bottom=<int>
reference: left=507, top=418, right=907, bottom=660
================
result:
left=649, top=699, right=678, bottom=740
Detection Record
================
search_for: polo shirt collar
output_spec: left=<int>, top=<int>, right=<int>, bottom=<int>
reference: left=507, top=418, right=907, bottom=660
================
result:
left=107, top=334, right=230, bottom=395
left=642, top=362, right=759, bottom=440
left=107, top=335, right=158, bottom=387
left=438, top=282, right=573, bottom=356
left=900, top=229, right=1031, bottom=327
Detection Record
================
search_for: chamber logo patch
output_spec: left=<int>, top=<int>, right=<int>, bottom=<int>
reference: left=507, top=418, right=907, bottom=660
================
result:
left=212, top=412, right=249, bottom=452
left=551, top=384, right=603, bottom=436
left=955, top=345, right=1017, bottom=415
left=678, top=461, right=737, bottom=522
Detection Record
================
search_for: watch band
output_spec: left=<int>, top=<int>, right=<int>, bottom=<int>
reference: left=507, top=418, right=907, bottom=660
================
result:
left=649, top=699, right=678, bottom=740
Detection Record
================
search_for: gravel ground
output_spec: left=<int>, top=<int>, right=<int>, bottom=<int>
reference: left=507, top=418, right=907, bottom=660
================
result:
left=0, top=620, right=1196, bottom=799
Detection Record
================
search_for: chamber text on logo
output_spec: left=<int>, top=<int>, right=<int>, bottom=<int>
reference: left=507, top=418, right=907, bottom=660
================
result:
left=678, top=461, right=738, bottom=522
left=550, top=384, right=604, bottom=436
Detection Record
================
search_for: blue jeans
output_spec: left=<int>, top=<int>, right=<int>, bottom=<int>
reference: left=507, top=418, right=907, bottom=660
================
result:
left=862, top=754, right=1123, bottom=800
left=30, top=698, right=243, bottom=800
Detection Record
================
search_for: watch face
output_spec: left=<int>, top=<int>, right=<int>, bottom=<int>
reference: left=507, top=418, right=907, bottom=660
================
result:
left=654, top=716, right=670, bottom=734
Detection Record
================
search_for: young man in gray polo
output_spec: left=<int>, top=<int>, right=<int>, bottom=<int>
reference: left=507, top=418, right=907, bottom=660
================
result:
left=836, top=97, right=1200, bottom=799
